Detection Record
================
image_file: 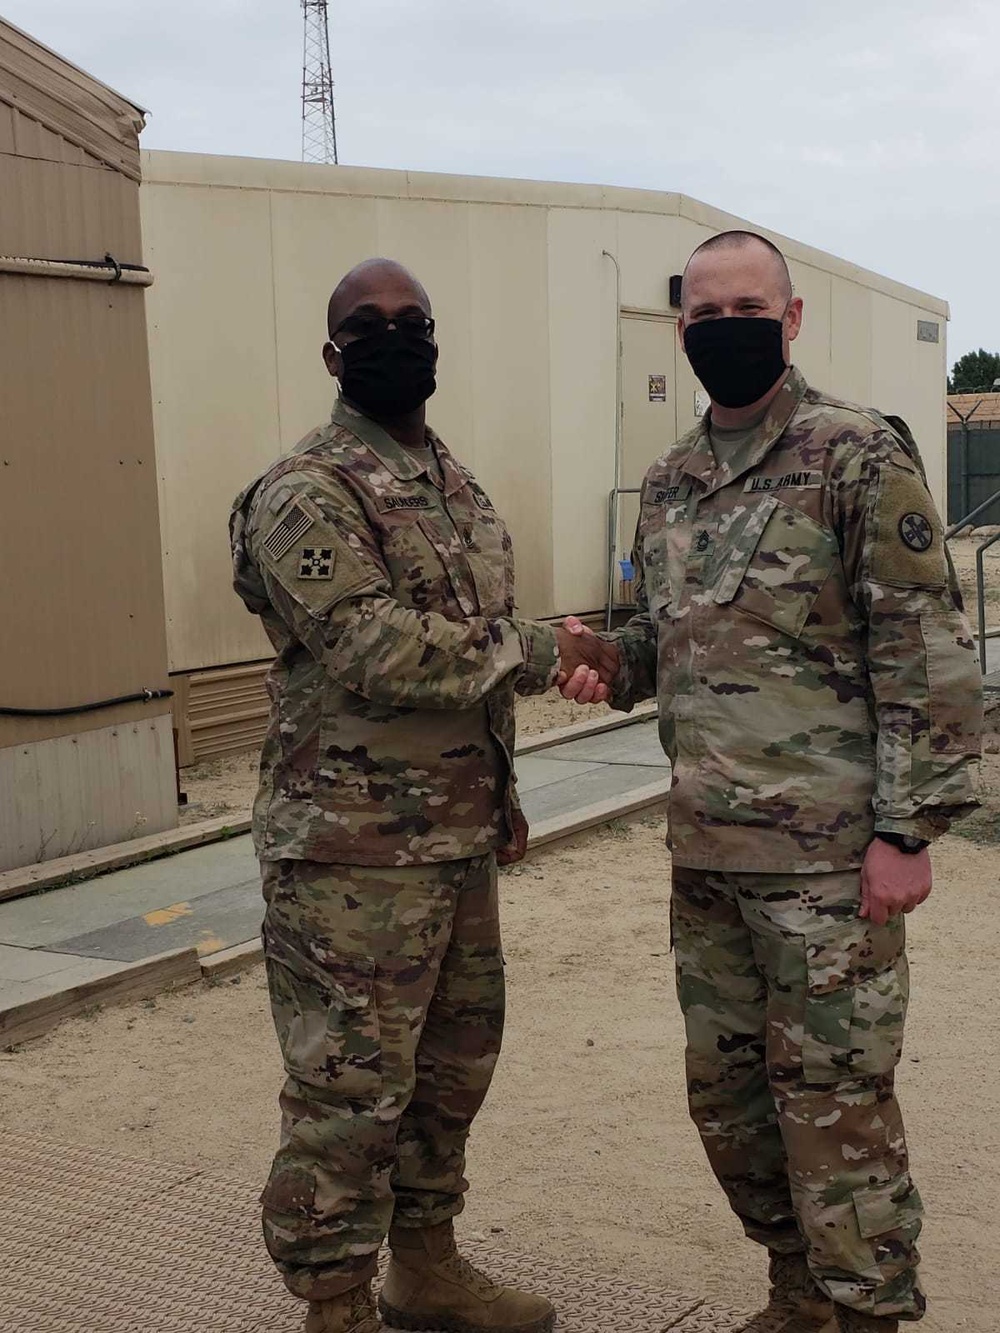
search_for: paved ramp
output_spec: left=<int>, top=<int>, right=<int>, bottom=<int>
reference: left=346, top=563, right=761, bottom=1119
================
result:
left=0, top=717, right=669, bottom=1044
left=0, top=1132, right=746, bottom=1332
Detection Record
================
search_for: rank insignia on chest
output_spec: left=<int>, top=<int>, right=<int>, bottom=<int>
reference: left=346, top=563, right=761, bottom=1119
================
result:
left=298, top=547, right=334, bottom=580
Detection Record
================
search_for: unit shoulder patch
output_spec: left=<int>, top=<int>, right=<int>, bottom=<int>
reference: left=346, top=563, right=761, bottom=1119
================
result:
left=298, top=547, right=335, bottom=580
left=898, top=512, right=933, bottom=553
left=870, top=465, right=947, bottom=589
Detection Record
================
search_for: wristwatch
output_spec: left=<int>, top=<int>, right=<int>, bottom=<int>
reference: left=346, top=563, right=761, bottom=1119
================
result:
left=876, top=832, right=929, bottom=854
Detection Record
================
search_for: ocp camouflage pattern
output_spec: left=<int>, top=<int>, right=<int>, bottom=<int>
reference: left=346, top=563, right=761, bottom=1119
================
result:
left=673, top=865, right=924, bottom=1320
left=609, top=367, right=983, bottom=871
left=230, top=398, right=559, bottom=867
left=259, top=854, right=504, bottom=1300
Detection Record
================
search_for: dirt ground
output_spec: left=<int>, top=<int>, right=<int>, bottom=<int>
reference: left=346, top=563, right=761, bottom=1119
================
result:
left=1, top=815, right=998, bottom=1330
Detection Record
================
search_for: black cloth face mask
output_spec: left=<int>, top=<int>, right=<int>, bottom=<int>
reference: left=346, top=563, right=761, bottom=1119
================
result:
left=682, top=316, right=787, bottom=410
left=336, top=330, right=438, bottom=418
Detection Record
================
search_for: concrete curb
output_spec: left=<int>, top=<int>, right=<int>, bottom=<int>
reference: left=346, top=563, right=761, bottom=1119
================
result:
left=0, top=817, right=251, bottom=904
left=0, top=707, right=659, bottom=903
left=0, top=947, right=203, bottom=1049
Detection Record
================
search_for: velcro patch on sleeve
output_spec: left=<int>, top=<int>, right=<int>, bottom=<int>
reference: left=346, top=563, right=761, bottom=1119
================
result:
left=263, top=500, right=314, bottom=560
left=256, top=493, right=377, bottom=617
left=869, top=465, right=947, bottom=589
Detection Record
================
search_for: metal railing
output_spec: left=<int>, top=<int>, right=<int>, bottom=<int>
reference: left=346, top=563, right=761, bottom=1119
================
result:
left=946, top=487, right=1000, bottom=674
left=605, top=487, right=641, bottom=630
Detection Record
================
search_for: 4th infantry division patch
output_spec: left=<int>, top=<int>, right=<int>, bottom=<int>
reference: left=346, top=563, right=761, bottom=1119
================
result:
left=299, top=547, right=334, bottom=580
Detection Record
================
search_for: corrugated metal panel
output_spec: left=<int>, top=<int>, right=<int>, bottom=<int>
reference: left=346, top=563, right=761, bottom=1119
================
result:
left=0, top=29, right=176, bottom=868
left=0, top=19, right=144, bottom=179
left=173, top=663, right=272, bottom=768
left=0, top=716, right=176, bottom=872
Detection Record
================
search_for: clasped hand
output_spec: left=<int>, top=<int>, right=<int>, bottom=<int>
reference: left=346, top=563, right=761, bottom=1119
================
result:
left=554, top=616, right=620, bottom=705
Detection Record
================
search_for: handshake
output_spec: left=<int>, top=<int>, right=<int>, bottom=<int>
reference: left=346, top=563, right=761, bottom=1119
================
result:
left=553, top=616, right=620, bottom=705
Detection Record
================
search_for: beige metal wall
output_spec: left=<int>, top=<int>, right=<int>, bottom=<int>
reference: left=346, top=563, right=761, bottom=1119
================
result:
left=0, top=22, right=176, bottom=869
left=141, top=152, right=949, bottom=681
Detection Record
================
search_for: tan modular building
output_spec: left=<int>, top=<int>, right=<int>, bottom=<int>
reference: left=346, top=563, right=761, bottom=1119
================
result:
left=0, top=22, right=177, bottom=871
left=140, top=151, right=951, bottom=764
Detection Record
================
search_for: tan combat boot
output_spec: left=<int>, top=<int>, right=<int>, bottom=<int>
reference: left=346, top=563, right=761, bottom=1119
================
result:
left=378, top=1221, right=556, bottom=1333
left=735, top=1252, right=835, bottom=1332
left=305, top=1281, right=380, bottom=1333
left=835, top=1312, right=898, bottom=1332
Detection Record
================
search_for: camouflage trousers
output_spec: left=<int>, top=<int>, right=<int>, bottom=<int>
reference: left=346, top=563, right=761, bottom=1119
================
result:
left=672, top=866, right=925, bottom=1321
left=259, top=854, right=504, bottom=1301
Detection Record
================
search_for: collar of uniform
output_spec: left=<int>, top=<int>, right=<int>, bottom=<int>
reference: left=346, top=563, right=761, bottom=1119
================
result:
left=678, top=366, right=808, bottom=495
left=425, top=428, right=468, bottom=498
left=330, top=397, right=426, bottom=482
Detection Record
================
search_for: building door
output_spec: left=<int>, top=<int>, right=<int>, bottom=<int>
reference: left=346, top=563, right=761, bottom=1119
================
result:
left=613, top=314, right=679, bottom=587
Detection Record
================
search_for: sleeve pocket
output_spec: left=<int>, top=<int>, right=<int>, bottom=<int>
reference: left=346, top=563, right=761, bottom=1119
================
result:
left=920, top=610, right=984, bottom=756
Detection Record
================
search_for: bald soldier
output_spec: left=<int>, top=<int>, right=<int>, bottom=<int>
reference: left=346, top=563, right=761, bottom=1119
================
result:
left=231, top=258, right=616, bottom=1333
left=561, top=232, right=982, bottom=1331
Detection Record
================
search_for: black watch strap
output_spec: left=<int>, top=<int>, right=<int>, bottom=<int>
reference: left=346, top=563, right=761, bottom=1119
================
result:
left=876, top=832, right=929, bottom=854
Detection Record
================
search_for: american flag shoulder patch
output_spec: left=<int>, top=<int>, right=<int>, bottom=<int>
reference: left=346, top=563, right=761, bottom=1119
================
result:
left=263, top=501, right=314, bottom=561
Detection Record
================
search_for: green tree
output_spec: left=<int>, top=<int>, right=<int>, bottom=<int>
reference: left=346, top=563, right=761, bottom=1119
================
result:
left=948, top=348, right=1000, bottom=394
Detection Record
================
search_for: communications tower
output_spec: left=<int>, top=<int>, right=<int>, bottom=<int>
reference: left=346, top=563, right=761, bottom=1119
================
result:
left=301, top=0, right=338, bottom=164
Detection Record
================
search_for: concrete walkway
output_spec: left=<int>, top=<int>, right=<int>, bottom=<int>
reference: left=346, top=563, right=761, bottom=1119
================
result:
left=0, top=716, right=668, bottom=1044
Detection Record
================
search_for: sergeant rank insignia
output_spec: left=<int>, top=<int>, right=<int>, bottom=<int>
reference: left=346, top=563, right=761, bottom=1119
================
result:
left=899, top=512, right=933, bottom=552
left=298, top=547, right=334, bottom=579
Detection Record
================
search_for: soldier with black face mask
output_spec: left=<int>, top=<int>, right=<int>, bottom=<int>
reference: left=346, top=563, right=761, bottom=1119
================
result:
left=560, top=231, right=982, bottom=1333
left=229, top=258, right=617, bottom=1333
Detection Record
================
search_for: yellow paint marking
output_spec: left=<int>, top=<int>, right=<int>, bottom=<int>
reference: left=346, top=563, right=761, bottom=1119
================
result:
left=143, top=901, right=194, bottom=927
left=196, top=933, right=227, bottom=957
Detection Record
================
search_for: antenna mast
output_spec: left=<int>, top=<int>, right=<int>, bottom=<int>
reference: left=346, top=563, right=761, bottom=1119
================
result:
left=301, top=0, right=338, bottom=164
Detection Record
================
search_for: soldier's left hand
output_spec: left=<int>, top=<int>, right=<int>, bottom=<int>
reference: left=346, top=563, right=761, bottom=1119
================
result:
left=497, top=809, right=529, bottom=866
left=859, top=840, right=932, bottom=925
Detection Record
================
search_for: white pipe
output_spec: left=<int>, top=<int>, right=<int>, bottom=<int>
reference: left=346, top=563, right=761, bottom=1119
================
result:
left=603, top=249, right=623, bottom=629
left=0, top=256, right=153, bottom=287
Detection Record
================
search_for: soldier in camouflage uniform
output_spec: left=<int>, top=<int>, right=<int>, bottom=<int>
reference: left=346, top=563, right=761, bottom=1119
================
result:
left=231, top=258, right=615, bottom=1333
left=562, top=233, right=982, bottom=1332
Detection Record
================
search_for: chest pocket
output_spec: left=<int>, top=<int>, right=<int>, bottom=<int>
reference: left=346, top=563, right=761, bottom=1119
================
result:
left=380, top=505, right=512, bottom=619
left=713, top=495, right=837, bottom=638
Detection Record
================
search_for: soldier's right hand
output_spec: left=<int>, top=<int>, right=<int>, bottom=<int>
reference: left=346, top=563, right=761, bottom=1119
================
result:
left=555, top=618, right=619, bottom=705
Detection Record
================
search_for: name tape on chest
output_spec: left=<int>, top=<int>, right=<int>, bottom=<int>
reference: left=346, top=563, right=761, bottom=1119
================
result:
left=649, top=483, right=693, bottom=505
left=743, top=470, right=822, bottom=495
left=262, top=501, right=314, bottom=561
left=377, top=493, right=432, bottom=513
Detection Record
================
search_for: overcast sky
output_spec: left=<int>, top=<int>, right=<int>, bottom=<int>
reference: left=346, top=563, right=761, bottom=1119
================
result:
left=6, top=0, right=996, bottom=363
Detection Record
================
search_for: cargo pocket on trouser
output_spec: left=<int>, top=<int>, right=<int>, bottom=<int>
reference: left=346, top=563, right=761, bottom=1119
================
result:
left=800, top=915, right=908, bottom=1085
left=263, top=918, right=382, bottom=1102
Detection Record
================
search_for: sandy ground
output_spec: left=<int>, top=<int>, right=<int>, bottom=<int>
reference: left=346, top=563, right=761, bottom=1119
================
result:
left=1, top=811, right=998, bottom=1329
left=177, top=693, right=613, bottom=825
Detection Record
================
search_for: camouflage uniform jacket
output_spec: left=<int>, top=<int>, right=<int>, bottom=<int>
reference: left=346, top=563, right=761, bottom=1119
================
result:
left=610, top=367, right=982, bottom=872
left=230, top=399, right=559, bottom=866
